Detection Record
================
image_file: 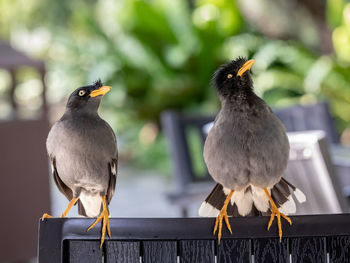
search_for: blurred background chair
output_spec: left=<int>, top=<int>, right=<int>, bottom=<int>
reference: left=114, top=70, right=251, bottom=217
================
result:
left=286, top=130, right=349, bottom=214
left=0, top=41, right=50, bottom=263
left=274, top=102, right=350, bottom=201
left=161, top=111, right=215, bottom=216
left=161, top=101, right=350, bottom=216
left=274, top=102, right=338, bottom=143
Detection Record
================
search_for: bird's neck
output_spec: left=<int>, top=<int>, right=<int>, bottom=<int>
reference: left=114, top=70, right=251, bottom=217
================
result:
left=220, top=86, right=256, bottom=107
left=62, top=108, right=99, bottom=121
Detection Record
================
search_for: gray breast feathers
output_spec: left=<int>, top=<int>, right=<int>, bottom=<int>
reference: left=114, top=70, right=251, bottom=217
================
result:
left=47, top=116, right=118, bottom=197
left=204, top=106, right=289, bottom=190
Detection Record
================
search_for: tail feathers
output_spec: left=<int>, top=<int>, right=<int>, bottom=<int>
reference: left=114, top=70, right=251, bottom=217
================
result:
left=198, top=184, right=261, bottom=217
left=199, top=179, right=306, bottom=217
left=198, top=184, right=223, bottom=217
left=233, top=188, right=253, bottom=216
left=271, top=179, right=295, bottom=213
left=294, top=188, right=306, bottom=203
left=279, top=196, right=296, bottom=215
left=281, top=178, right=307, bottom=203
left=198, top=201, right=220, bottom=217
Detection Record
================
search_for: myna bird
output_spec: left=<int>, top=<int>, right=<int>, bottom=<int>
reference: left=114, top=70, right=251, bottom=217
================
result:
left=199, top=58, right=306, bottom=242
left=42, top=80, right=117, bottom=247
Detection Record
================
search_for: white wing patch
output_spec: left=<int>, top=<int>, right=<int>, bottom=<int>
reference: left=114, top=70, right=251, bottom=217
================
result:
left=111, top=161, right=117, bottom=176
left=50, top=163, right=54, bottom=174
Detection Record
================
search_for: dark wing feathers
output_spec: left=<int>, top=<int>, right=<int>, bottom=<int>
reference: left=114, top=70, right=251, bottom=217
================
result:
left=50, top=156, right=73, bottom=201
left=107, top=157, right=117, bottom=204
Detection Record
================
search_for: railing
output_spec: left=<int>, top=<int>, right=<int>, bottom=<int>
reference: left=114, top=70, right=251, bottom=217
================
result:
left=38, top=214, right=350, bottom=262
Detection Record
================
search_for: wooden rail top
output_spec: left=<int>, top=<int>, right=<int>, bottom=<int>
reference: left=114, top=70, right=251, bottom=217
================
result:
left=38, top=214, right=350, bottom=262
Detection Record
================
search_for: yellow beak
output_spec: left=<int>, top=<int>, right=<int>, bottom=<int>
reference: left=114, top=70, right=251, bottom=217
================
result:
left=89, top=86, right=112, bottom=98
left=237, top=59, right=255, bottom=77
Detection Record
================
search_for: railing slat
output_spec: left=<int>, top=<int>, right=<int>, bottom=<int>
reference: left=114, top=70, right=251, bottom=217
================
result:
left=66, top=240, right=102, bottom=263
left=105, top=241, right=139, bottom=263
left=179, top=240, right=214, bottom=263
left=217, top=239, right=251, bottom=263
left=142, top=241, right=177, bottom=263
left=253, top=238, right=288, bottom=263
left=328, top=236, right=350, bottom=263
left=291, top=237, right=326, bottom=263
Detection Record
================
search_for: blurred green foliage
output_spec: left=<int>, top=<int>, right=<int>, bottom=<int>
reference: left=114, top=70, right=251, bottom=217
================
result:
left=1, top=0, right=350, bottom=174
left=332, top=2, right=350, bottom=63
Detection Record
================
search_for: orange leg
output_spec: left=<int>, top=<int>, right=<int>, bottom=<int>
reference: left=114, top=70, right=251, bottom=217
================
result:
left=41, top=197, right=79, bottom=220
left=264, top=188, right=292, bottom=241
left=87, top=196, right=110, bottom=248
left=41, top=213, right=53, bottom=220
left=213, top=190, right=234, bottom=244
left=61, top=198, right=79, bottom=217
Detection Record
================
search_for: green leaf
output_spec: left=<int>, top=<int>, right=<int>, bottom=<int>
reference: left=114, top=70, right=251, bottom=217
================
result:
left=327, top=0, right=346, bottom=28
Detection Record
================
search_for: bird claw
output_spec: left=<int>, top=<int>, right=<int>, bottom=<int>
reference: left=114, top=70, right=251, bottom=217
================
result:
left=41, top=213, right=53, bottom=220
left=214, top=212, right=232, bottom=244
left=87, top=196, right=110, bottom=248
left=213, top=190, right=234, bottom=244
left=42, top=198, right=78, bottom=221
left=264, top=189, right=292, bottom=242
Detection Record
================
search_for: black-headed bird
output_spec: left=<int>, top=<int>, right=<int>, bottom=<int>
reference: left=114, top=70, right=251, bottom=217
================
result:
left=199, top=58, right=306, bottom=242
left=42, top=80, right=117, bottom=247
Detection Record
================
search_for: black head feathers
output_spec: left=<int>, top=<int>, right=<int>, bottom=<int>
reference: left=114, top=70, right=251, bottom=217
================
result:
left=94, top=79, right=103, bottom=89
left=212, top=57, right=255, bottom=100
left=65, top=79, right=108, bottom=113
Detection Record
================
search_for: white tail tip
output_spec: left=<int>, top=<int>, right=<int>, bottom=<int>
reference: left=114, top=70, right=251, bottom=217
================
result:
left=294, top=188, right=306, bottom=203
left=198, top=202, right=220, bottom=217
left=279, top=196, right=296, bottom=214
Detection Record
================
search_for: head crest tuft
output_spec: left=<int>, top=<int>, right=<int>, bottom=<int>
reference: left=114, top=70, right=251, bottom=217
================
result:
left=94, top=79, right=103, bottom=88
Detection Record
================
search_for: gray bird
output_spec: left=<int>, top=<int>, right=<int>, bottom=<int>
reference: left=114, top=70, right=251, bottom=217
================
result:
left=42, top=80, right=117, bottom=246
left=199, top=58, right=306, bottom=242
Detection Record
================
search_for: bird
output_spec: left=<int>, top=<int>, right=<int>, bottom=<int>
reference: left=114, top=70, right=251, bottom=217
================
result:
left=41, top=80, right=118, bottom=247
left=198, top=58, right=306, bottom=243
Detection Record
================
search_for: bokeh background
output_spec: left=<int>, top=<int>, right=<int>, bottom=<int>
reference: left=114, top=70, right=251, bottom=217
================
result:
left=1, top=0, right=350, bottom=262
left=2, top=0, right=350, bottom=173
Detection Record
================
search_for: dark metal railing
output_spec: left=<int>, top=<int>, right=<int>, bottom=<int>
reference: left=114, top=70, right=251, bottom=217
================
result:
left=38, top=214, right=350, bottom=262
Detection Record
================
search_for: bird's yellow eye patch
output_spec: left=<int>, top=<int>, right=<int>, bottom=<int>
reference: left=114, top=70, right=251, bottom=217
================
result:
left=227, top=74, right=233, bottom=79
left=78, top=90, right=86, bottom=96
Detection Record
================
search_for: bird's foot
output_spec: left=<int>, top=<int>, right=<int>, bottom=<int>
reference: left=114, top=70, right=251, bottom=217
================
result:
left=87, top=196, right=111, bottom=248
left=41, top=213, right=53, bottom=220
left=42, top=198, right=79, bottom=220
left=213, top=190, right=234, bottom=244
left=264, top=188, right=292, bottom=242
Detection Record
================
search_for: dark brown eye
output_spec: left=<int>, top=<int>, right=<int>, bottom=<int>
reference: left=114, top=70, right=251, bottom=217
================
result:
left=78, top=90, right=86, bottom=96
left=227, top=74, right=233, bottom=79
